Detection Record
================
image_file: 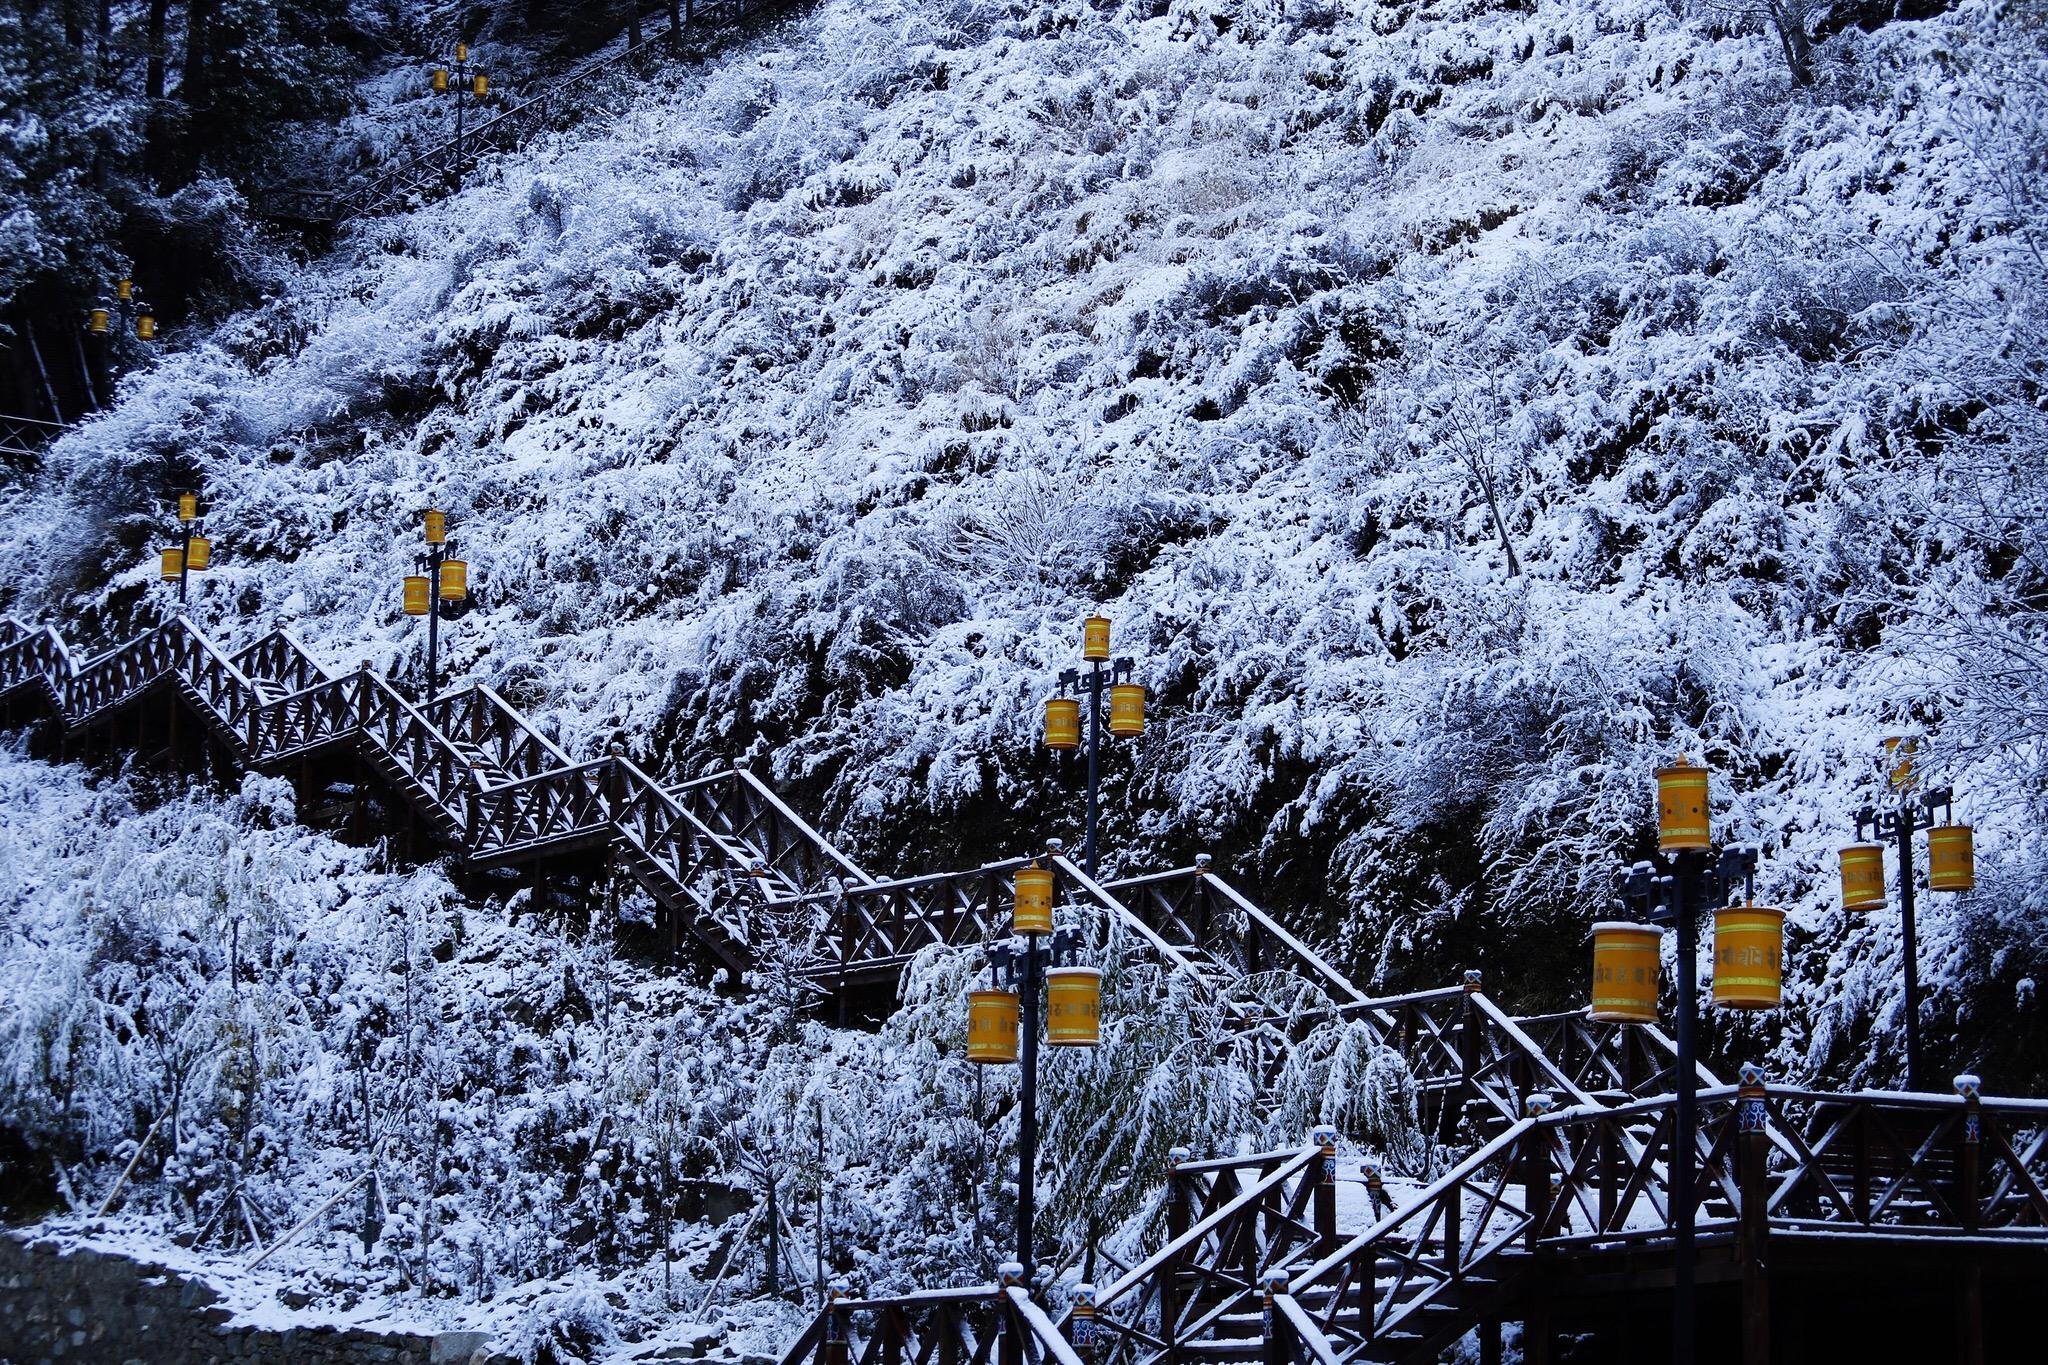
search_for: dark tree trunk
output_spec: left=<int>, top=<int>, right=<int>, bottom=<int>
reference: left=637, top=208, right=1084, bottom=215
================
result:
left=146, top=0, right=169, bottom=99
left=182, top=0, right=218, bottom=110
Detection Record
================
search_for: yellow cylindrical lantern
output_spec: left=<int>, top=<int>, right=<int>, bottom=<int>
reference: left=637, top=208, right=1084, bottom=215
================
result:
left=1108, top=683, right=1145, bottom=738
left=455, top=42, right=468, bottom=62
left=404, top=574, right=431, bottom=616
left=1045, top=697, right=1080, bottom=751
left=184, top=535, right=210, bottom=572
left=87, top=308, right=110, bottom=335
left=472, top=72, right=488, bottom=97
left=1046, top=967, right=1102, bottom=1046
left=1928, top=825, right=1975, bottom=892
left=967, top=989, right=1020, bottom=1064
left=159, top=546, right=183, bottom=581
left=136, top=310, right=156, bottom=341
left=178, top=493, right=197, bottom=523
left=1013, top=863, right=1054, bottom=936
left=1884, top=736, right=1918, bottom=792
left=115, top=277, right=133, bottom=303
left=432, top=67, right=449, bottom=92
left=1590, top=922, right=1661, bottom=1024
left=1839, top=844, right=1885, bottom=910
left=1656, top=757, right=1710, bottom=853
left=424, top=508, right=446, bottom=544
left=1712, top=905, right=1783, bottom=1011
left=1082, top=614, right=1110, bottom=662
left=439, top=558, right=467, bottom=601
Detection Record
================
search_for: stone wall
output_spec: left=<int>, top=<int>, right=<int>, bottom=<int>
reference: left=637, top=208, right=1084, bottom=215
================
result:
left=0, top=1233, right=505, bottom=1365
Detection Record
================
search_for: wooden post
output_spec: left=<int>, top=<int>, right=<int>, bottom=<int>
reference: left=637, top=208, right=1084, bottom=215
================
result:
left=1479, top=1320, right=1502, bottom=1365
left=1260, top=1269, right=1293, bottom=1365
left=1161, top=1147, right=1190, bottom=1364
left=1955, top=1072, right=1984, bottom=1365
left=822, top=1276, right=850, bottom=1365
left=998, top=1261, right=1025, bottom=1365
left=1446, top=970, right=1482, bottom=1144
left=1736, top=1064, right=1771, bottom=1365
left=1522, top=1093, right=1554, bottom=1251
left=1312, top=1127, right=1338, bottom=1254
left=1068, top=1282, right=1097, bottom=1362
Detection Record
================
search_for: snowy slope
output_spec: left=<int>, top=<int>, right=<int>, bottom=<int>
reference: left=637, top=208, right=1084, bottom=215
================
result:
left=2, top=0, right=2043, bottom=1088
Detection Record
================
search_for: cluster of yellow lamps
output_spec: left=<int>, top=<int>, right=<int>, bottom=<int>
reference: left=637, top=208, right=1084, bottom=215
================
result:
left=430, top=43, right=489, bottom=97
left=158, top=493, right=210, bottom=585
left=1042, top=615, right=1146, bottom=748
left=1590, top=753, right=1975, bottom=1023
left=964, top=863, right=1102, bottom=1062
left=402, top=509, right=468, bottom=616
left=87, top=276, right=158, bottom=342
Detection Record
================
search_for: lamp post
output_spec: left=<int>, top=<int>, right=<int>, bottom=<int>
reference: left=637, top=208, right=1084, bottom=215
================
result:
left=966, top=856, right=1102, bottom=1283
left=1043, top=614, right=1146, bottom=877
left=88, top=276, right=159, bottom=344
left=1837, top=737, right=1975, bottom=1094
left=430, top=43, right=491, bottom=182
left=1604, top=757, right=1766, bottom=1365
left=157, top=492, right=211, bottom=605
left=402, top=509, right=470, bottom=701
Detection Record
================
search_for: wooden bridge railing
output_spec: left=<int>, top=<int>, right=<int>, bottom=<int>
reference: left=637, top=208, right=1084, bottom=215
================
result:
left=0, top=411, right=69, bottom=459
left=779, top=1283, right=1086, bottom=1365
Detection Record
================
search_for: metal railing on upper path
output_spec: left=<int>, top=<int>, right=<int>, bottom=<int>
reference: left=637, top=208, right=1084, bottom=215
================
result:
left=263, top=0, right=794, bottom=225
left=0, top=412, right=68, bottom=460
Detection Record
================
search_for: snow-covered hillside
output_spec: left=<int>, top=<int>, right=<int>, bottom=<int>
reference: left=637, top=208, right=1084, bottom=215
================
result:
left=5, top=0, right=2045, bottom=1079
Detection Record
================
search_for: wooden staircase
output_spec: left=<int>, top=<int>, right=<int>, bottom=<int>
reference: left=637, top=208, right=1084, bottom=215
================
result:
left=261, top=0, right=797, bottom=226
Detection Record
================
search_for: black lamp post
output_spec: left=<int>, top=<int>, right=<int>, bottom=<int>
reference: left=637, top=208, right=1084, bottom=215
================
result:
left=1838, top=738, right=1976, bottom=1094
left=158, top=492, right=210, bottom=606
left=431, top=44, right=491, bottom=182
left=1612, top=757, right=1758, bottom=1365
left=403, top=509, right=470, bottom=701
left=1044, top=615, right=1146, bottom=877
left=965, top=859, right=1102, bottom=1284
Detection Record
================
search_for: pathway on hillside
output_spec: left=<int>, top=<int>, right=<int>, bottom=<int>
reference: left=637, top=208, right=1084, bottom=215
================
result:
left=264, top=0, right=798, bottom=225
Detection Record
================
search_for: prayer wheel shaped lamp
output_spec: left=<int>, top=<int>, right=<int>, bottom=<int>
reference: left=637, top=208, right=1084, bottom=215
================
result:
left=115, top=278, right=133, bottom=303
left=1884, top=736, right=1918, bottom=792
left=432, top=67, right=449, bottom=92
left=456, top=42, right=468, bottom=62
left=403, top=574, right=431, bottom=617
left=439, top=558, right=467, bottom=602
left=1108, top=683, right=1145, bottom=738
left=159, top=546, right=183, bottom=581
left=184, top=536, right=211, bottom=572
left=1928, top=825, right=1975, bottom=892
left=1082, top=614, right=1110, bottom=662
left=87, top=308, right=110, bottom=336
left=967, top=988, right=1020, bottom=1064
left=1712, top=905, right=1783, bottom=1011
left=1045, top=967, right=1102, bottom=1046
left=424, top=509, right=447, bottom=545
left=178, top=493, right=197, bottom=523
left=1045, top=696, right=1080, bottom=751
left=136, top=308, right=155, bottom=341
left=1590, top=922, right=1661, bottom=1024
left=1839, top=844, right=1885, bottom=910
left=1656, top=757, right=1710, bottom=853
left=472, top=72, right=488, bottom=97
left=1013, top=862, right=1054, bottom=936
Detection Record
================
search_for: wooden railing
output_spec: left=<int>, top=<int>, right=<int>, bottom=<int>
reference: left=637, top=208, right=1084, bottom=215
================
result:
left=780, top=1283, right=1087, bottom=1365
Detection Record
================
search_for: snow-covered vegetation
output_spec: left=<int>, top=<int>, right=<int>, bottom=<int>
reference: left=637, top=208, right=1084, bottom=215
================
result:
left=0, top=744, right=1421, bottom=1351
left=2, top=0, right=2047, bottom=1352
